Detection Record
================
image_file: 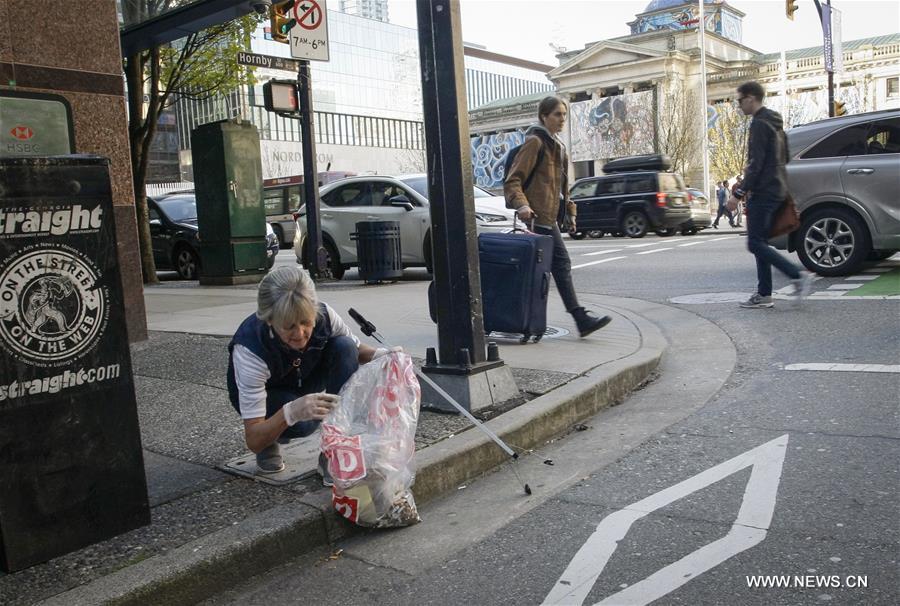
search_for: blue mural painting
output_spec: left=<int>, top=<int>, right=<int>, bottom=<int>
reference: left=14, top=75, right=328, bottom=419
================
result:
left=569, top=91, right=656, bottom=162
left=630, top=1, right=742, bottom=43
left=470, top=129, right=527, bottom=190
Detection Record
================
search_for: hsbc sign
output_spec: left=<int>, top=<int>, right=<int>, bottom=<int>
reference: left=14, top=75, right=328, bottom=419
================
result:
left=0, top=92, right=74, bottom=158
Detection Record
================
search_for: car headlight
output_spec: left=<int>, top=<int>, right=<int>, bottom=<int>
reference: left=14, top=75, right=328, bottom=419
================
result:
left=475, top=212, right=510, bottom=223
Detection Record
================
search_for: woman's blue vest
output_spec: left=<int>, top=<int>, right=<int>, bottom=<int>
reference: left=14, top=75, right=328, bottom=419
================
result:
left=226, top=304, right=333, bottom=408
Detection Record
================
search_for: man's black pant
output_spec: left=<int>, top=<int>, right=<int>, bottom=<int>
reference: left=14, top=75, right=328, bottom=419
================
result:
left=533, top=223, right=579, bottom=313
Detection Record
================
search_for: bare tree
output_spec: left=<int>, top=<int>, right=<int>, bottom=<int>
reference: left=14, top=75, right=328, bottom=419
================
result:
left=122, top=0, right=260, bottom=283
left=708, top=101, right=750, bottom=183
left=656, top=81, right=702, bottom=177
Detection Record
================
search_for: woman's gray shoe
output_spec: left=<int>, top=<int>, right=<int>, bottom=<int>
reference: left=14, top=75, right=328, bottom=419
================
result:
left=255, top=442, right=285, bottom=474
left=739, top=293, right=774, bottom=308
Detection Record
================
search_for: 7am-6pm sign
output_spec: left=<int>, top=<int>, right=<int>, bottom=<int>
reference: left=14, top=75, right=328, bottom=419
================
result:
left=290, top=0, right=330, bottom=62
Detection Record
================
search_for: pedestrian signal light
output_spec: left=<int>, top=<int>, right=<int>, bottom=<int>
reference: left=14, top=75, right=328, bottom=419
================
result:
left=270, top=0, right=296, bottom=44
left=834, top=100, right=847, bottom=117
left=263, top=80, right=299, bottom=113
left=785, top=0, right=799, bottom=20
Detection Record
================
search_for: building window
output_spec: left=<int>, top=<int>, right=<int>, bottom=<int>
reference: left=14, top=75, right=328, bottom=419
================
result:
left=887, top=77, right=899, bottom=99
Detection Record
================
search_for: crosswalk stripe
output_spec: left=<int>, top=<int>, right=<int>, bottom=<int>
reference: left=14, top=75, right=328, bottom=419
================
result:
left=678, top=241, right=706, bottom=247
left=583, top=249, right=623, bottom=257
left=636, top=247, right=673, bottom=255
left=785, top=363, right=900, bottom=373
left=571, top=256, right=627, bottom=269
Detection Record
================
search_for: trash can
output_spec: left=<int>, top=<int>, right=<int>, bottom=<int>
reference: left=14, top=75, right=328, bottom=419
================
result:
left=351, top=220, right=402, bottom=283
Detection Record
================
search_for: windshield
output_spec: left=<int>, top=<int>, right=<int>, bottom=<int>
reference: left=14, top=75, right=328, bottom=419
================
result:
left=400, top=176, right=493, bottom=200
left=158, top=195, right=197, bottom=223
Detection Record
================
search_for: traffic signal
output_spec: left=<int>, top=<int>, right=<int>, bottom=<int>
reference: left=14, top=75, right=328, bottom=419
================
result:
left=785, top=0, right=799, bottom=20
left=263, top=79, right=299, bottom=113
left=270, top=0, right=296, bottom=44
left=834, top=100, right=847, bottom=117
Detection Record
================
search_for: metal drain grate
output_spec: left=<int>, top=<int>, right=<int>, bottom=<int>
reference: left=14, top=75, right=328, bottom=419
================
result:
left=487, top=325, right=569, bottom=340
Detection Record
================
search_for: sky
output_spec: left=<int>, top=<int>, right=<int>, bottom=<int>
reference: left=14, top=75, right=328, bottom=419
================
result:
left=386, top=0, right=900, bottom=66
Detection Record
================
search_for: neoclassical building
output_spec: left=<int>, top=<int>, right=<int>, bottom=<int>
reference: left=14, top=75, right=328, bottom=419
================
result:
left=469, top=0, right=900, bottom=191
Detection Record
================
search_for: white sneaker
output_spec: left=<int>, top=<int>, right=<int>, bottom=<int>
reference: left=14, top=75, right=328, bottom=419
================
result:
left=792, top=271, right=813, bottom=305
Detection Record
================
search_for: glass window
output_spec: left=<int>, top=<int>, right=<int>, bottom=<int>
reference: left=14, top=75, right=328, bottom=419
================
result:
left=803, top=124, right=869, bottom=158
left=369, top=182, right=401, bottom=206
left=627, top=176, right=655, bottom=193
left=866, top=118, right=900, bottom=154
left=570, top=180, right=598, bottom=198
left=263, top=189, right=285, bottom=216
left=596, top=177, right=626, bottom=195
left=287, top=185, right=304, bottom=209
left=322, top=183, right=369, bottom=207
left=148, top=205, right=160, bottom=222
left=887, top=77, right=899, bottom=99
left=657, top=173, right=684, bottom=192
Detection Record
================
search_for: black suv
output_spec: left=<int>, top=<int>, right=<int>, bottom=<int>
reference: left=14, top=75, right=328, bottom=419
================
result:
left=570, top=155, right=691, bottom=238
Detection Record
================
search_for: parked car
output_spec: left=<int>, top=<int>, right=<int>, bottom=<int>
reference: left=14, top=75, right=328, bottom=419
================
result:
left=568, top=155, right=692, bottom=239
left=681, top=188, right=713, bottom=235
left=291, top=174, right=517, bottom=279
left=263, top=171, right=356, bottom=247
left=772, top=109, right=900, bottom=276
left=148, top=193, right=279, bottom=279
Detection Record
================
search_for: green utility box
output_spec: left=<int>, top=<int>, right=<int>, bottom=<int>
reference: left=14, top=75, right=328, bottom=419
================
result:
left=191, top=119, right=267, bottom=285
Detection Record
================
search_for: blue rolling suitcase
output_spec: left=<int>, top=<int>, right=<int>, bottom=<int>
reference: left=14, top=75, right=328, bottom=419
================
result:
left=478, top=231, right=553, bottom=343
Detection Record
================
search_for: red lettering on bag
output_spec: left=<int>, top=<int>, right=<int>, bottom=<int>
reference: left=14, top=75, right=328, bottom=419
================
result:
left=333, top=494, right=359, bottom=522
left=326, top=434, right=366, bottom=482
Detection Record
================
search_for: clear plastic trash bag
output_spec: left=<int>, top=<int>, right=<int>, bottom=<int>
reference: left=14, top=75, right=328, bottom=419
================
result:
left=320, top=352, right=421, bottom=528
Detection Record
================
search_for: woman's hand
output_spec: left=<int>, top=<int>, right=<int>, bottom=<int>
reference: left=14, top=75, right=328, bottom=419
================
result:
left=373, top=346, right=404, bottom=359
left=283, top=392, right=339, bottom=426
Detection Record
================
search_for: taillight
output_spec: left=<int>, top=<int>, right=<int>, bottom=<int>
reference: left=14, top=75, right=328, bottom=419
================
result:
left=656, top=192, right=667, bottom=208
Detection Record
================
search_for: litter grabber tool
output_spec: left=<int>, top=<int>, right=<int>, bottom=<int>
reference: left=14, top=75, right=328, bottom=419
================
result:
left=347, top=308, right=532, bottom=495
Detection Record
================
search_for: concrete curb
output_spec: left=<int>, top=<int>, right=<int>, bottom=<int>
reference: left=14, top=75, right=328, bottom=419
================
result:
left=38, top=307, right=665, bottom=606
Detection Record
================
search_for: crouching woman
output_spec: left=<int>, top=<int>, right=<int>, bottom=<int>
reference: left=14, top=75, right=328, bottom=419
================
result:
left=226, top=266, right=393, bottom=479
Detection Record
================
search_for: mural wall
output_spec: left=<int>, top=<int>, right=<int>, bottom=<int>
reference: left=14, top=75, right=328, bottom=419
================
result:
left=569, top=90, right=656, bottom=162
left=470, top=129, right=527, bottom=190
left=630, top=3, right=742, bottom=43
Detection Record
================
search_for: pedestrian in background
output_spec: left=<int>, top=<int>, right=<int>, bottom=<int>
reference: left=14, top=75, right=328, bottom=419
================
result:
left=712, top=180, right=735, bottom=228
left=730, top=176, right=744, bottom=227
left=730, top=81, right=811, bottom=309
left=505, top=95, right=611, bottom=337
left=226, top=266, right=400, bottom=480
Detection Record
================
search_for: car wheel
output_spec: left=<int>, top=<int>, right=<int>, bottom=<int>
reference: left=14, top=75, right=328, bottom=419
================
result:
left=796, top=207, right=871, bottom=276
left=620, top=211, right=648, bottom=238
left=272, top=224, right=287, bottom=249
left=587, top=230, right=604, bottom=239
left=323, top=240, right=345, bottom=280
left=173, top=245, right=199, bottom=280
left=655, top=228, right=677, bottom=237
left=569, top=231, right=587, bottom=240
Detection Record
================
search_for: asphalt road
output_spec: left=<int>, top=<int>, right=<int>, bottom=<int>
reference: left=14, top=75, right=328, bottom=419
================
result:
left=206, top=233, right=899, bottom=606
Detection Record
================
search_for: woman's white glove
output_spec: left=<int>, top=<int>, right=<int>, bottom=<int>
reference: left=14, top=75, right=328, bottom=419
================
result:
left=373, top=346, right=404, bottom=359
left=283, top=392, right=339, bottom=426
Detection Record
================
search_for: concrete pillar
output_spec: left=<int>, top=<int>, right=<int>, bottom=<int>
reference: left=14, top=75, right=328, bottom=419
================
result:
left=0, top=0, right=147, bottom=341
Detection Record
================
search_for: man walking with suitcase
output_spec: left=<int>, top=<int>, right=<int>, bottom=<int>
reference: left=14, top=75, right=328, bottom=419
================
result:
left=504, top=95, right=611, bottom=337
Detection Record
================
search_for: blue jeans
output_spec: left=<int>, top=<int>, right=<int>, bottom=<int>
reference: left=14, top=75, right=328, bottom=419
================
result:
left=533, top=223, right=580, bottom=312
left=714, top=204, right=734, bottom=226
left=746, top=198, right=801, bottom=297
left=266, top=335, right=359, bottom=439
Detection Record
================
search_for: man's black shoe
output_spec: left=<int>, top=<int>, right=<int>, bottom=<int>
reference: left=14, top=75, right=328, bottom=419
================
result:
left=572, top=307, right=612, bottom=338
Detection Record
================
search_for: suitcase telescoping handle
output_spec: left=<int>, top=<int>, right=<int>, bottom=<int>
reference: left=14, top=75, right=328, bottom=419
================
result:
left=511, top=215, right=535, bottom=234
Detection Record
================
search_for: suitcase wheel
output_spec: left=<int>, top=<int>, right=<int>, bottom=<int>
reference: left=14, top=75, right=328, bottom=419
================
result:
left=532, top=334, right=543, bottom=343
left=520, top=334, right=530, bottom=344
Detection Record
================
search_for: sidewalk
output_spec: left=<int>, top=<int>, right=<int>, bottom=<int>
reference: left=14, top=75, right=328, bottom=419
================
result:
left=5, top=276, right=667, bottom=606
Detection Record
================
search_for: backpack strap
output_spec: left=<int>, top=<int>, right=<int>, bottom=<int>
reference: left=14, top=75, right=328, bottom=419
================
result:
left=522, top=144, right=545, bottom=190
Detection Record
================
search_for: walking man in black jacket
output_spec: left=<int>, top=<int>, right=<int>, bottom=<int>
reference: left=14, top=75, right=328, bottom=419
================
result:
left=729, top=81, right=812, bottom=308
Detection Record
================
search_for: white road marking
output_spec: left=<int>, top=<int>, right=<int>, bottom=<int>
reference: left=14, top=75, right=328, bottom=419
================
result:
left=785, top=363, right=900, bottom=373
left=571, top=256, right=627, bottom=270
left=636, top=247, right=673, bottom=255
left=706, top=236, right=739, bottom=242
left=582, top=249, right=624, bottom=257
left=677, top=241, right=706, bottom=247
left=625, top=242, right=658, bottom=248
left=846, top=274, right=881, bottom=281
left=543, top=435, right=789, bottom=606
left=826, top=284, right=862, bottom=290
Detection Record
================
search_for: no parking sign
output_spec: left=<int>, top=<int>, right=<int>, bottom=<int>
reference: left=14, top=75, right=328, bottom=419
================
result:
left=289, top=0, right=330, bottom=62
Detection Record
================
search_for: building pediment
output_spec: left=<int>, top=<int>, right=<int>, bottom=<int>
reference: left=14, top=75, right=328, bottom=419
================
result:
left=549, top=41, right=666, bottom=78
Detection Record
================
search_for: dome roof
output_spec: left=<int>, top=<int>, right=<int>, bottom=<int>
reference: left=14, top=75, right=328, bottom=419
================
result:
left=644, top=0, right=717, bottom=13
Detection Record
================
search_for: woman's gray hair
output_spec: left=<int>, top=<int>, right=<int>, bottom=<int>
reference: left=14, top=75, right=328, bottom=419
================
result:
left=256, top=265, right=319, bottom=327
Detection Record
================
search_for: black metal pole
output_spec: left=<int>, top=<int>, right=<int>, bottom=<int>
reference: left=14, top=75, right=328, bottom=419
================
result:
left=415, top=0, right=486, bottom=365
left=297, top=60, right=326, bottom=278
